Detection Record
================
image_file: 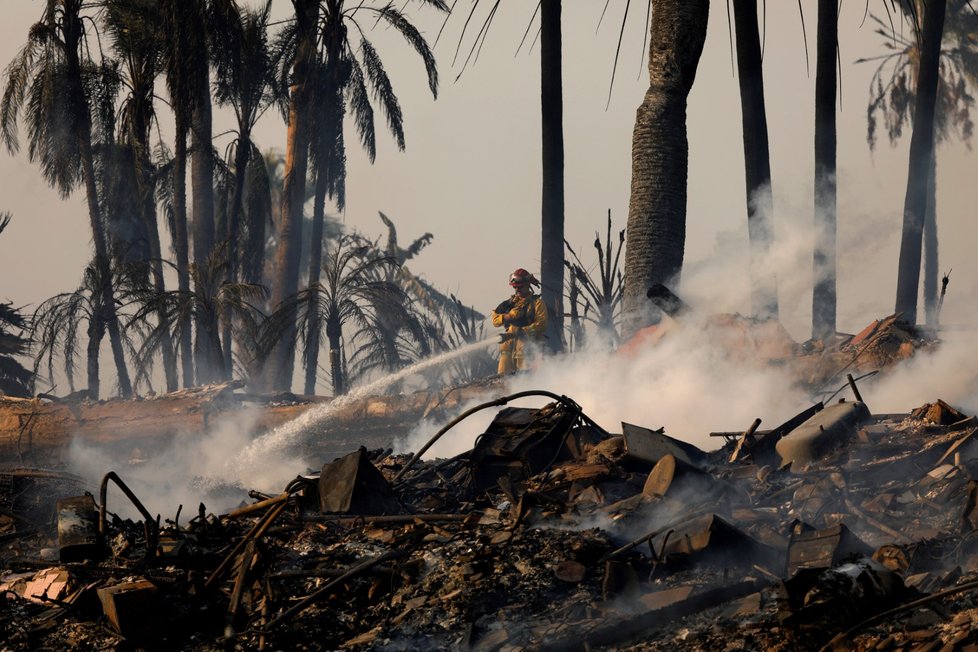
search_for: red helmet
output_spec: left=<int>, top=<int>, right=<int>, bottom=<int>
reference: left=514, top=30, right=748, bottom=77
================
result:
left=509, top=268, right=538, bottom=287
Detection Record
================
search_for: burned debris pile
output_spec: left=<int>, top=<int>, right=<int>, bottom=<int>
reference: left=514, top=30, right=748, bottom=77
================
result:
left=5, top=382, right=978, bottom=650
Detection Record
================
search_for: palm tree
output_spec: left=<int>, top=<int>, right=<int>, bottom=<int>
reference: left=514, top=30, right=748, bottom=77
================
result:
left=264, top=0, right=320, bottom=392
left=812, top=0, right=838, bottom=340
left=160, top=0, right=200, bottom=387
left=301, top=0, right=440, bottom=394
left=128, top=248, right=268, bottom=390
left=269, top=234, right=411, bottom=396
left=895, top=0, right=948, bottom=326
left=211, top=0, right=279, bottom=373
left=105, top=0, right=178, bottom=392
left=0, top=215, right=32, bottom=398
left=32, top=261, right=143, bottom=398
left=267, top=0, right=443, bottom=392
left=540, top=0, right=565, bottom=353
left=732, top=0, right=777, bottom=320
left=622, top=0, right=710, bottom=339
left=190, top=0, right=219, bottom=384
left=1, top=0, right=132, bottom=398
left=864, top=1, right=976, bottom=326
left=353, top=213, right=436, bottom=384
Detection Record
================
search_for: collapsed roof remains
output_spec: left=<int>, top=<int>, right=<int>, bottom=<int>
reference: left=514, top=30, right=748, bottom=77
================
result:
left=1, top=313, right=977, bottom=651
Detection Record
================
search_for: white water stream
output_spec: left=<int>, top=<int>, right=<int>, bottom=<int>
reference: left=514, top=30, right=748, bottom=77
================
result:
left=222, top=336, right=497, bottom=483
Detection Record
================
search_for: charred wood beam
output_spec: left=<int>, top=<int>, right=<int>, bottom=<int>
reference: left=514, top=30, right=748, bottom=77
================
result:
left=206, top=501, right=287, bottom=590
left=261, top=548, right=408, bottom=631
left=225, top=540, right=256, bottom=636
left=301, top=513, right=472, bottom=526
left=646, top=283, right=689, bottom=319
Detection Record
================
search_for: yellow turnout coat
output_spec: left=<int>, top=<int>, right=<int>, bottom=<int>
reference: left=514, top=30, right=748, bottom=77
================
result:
left=490, top=293, right=548, bottom=374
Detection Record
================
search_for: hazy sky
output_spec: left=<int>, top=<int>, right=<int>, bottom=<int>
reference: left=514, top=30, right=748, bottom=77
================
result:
left=0, top=0, right=974, bottom=345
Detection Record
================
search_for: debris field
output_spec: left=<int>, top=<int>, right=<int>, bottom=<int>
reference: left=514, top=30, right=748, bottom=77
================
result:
left=2, top=316, right=978, bottom=651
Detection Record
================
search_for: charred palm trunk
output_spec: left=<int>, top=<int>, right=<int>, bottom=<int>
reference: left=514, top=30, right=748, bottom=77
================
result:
left=64, top=3, right=132, bottom=399
left=895, top=0, right=946, bottom=326
left=540, top=0, right=564, bottom=352
left=240, top=150, right=267, bottom=288
left=303, top=166, right=330, bottom=395
left=191, top=56, right=221, bottom=383
left=132, top=83, right=178, bottom=392
left=923, top=148, right=938, bottom=327
left=144, top=175, right=178, bottom=392
left=223, top=131, right=253, bottom=373
left=173, top=118, right=194, bottom=388
left=86, top=309, right=104, bottom=400
left=304, top=45, right=346, bottom=396
left=266, top=0, right=319, bottom=392
left=732, top=0, right=777, bottom=320
left=622, top=0, right=710, bottom=338
left=326, top=319, right=344, bottom=396
left=812, top=0, right=838, bottom=341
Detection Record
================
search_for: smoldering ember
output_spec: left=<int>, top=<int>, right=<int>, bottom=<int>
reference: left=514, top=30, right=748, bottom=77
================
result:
left=0, top=308, right=977, bottom=652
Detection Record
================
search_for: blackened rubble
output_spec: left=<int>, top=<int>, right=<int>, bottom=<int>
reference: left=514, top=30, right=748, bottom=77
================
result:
left=4, top=324, right=978, bottom=650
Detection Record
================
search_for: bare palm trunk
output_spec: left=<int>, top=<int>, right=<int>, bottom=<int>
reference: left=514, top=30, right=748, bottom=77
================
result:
left=86, top=311, right=104, bottom=400
left=923, top=148, right=938, bottom=327
left=191, top=72, right=222, bottom=383
left=133, top=94, right=178, bottom=392
left=303, top=168, right=329, bottom=396
left=540, top=0, right=564, bottom=352
left=242, top=146, right=267, bottom=287
left=327, top=323, right=344, bottom=396
left=812, top=0, right=838, bottom=340
left=622, top=0, right=710, bottom=338
left=895, top=0, right=946, bottom=326
left=303, top=59, right=344, bottom=396
left=65, top=8, right=132, bottom=399
left=223, top=132, right=252, bottom=374
left=732, top=0, right=777, bottom=320
left=173, top=122, right=194, bottom=388
left=266, top=0, right=319, bottom=392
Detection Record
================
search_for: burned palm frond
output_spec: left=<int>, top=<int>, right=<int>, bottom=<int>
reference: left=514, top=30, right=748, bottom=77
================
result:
left=564, top=209, right=625, bottom=348
left=127, top=248, right=268, bottom=390
left=31, top=260, right=142, bottom=398
left=264, top=234, right=408, bottom=396
left=861, top=3, right=977, bottom=150
left=0, top=301, right=32, bottom=398
left=0, top=214, right=31, bottom=397
left=344, top=213, right=487, bottom=389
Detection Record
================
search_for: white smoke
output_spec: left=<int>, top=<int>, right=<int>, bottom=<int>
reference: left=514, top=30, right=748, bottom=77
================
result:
left=395, top=313, right=812, bottom=461
left=67, top=407, right=286, bottom=519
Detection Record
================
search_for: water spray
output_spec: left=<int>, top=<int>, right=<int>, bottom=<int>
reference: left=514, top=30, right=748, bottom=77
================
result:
left=225, top=336, right=499, bottom=484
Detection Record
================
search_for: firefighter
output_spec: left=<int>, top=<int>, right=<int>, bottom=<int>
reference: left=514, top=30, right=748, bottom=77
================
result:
left=490, top=268, right=548, bottom=374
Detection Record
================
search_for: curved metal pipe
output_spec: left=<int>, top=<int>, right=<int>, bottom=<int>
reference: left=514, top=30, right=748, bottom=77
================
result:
left=392, top=390, right=607, bottom=484
left=99, top=471, right=159, bottom=560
